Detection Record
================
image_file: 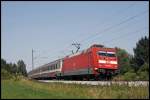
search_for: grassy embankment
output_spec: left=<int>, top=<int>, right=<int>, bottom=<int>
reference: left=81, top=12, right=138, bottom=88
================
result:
left=1, top=79, right=149, bottom=99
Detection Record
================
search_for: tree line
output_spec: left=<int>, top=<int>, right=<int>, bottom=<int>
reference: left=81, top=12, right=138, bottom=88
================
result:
left=1, top=59, right=27, bottom=79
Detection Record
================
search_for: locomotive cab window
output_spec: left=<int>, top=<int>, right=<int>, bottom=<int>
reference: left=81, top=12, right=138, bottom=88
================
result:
left=98, top=51, right=116, bottom=57
left=107, top=52, right=116, bottom=57
left=98, top=51, right=107, bottom=56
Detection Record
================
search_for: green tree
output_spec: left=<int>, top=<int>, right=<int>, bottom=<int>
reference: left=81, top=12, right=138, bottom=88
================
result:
left=1, top=58, right=14, bottom=79
left=115, top=47, right=133, bottom=74
left=123, top=72, right=137, bottom=81
left=8, top=63, right=13, bottom=74
left=137, top=63, right=149, bottom=80
left=17, top=60, right=27, bottom=76
left=1, top=58, right=6, bottom=69
left=1, top=58, right=11, bottom=72
left=1, top=69, right=12, bottom=79
left=133, top=36, right=149, bottom=71
left=11, top=64, right=18, bottom=74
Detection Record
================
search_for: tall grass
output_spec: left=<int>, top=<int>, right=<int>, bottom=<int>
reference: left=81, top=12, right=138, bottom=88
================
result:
left=1, top=79, right=149, bottom=99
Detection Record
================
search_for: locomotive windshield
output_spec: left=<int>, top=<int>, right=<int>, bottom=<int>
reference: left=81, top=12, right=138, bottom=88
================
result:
left=98, top=51, right=107, bottom=56
left=98, top=51, right=116, bottom=57
left=107, top=52, right=116, bottom=57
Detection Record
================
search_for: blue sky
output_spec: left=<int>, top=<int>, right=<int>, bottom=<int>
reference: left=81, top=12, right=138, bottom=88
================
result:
left=1, top=1, right=149, bottom=72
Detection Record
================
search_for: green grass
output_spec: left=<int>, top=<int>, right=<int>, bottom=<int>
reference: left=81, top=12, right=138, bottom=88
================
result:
left=1, top=79, right=149, bottom=99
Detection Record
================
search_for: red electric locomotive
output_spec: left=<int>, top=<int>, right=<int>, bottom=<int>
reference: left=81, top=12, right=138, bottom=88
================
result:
left=28, top=44, right=118, bottom=80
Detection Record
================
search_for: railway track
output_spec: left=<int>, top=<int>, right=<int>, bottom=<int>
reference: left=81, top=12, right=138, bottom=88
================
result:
left=38, top=80, right=149, bottom=86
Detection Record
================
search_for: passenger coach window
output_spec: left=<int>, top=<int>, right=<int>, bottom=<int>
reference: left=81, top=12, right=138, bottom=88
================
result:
left=54, top=65, right=55, bottom=69
left=55, top=64, right=56, bottom=69
left=54, top=64, right=56, bottom=69
left=57, top=64, right=59, bottom=69
left=56, top=64, right=57, bottom=69
left=48, top=66, right=51, bottom=70
left=52, top=65, right=54, bottom=70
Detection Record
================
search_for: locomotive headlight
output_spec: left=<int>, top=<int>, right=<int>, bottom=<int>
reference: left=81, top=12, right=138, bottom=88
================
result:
left=114, top=66, right=117, bottom=68
left=94, top=67, right=98, bottom=70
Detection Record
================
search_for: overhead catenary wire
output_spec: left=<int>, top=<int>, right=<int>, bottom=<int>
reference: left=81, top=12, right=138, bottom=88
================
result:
left=78, top=10, right=148, bottom=50
left=89, top=12, right=148, bottom=45
left=33, top=3, right=137, bottom=60
left=103, top=26, right=148, bottom=45
left=78, top=10, right=148, bottom=44
left=31, top=4, right=148, bottom=70
left=34, top=27, right=148, bottom=70
left=72, top=2, right=137, bottom=41
left=34, top=9, right=148, bottom=65
left=38, top=9, right=146, bottom=53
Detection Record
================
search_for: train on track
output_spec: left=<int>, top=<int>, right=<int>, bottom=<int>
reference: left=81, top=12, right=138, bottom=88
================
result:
left=28, top=44, right=118, bottom=80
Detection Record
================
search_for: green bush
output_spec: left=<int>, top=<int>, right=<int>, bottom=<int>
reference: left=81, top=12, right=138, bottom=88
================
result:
left=138, top=71, right=149, bottom=80
left=1, top=69, right=24, bottom=81
left=138, top=63, right=149, bottom=72
left=137, top=63, right=149, bottom=80
left=123, top=72, right=137, bottom=81
left=1, top=69, right=12, bottom=80
left=112, top=75, right=125, bottom=81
